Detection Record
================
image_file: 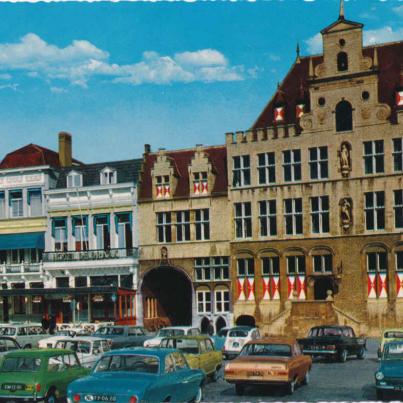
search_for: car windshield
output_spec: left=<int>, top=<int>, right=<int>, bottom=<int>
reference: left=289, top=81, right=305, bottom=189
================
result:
left=228, top=330, right=248, bottom=338
left=161, top=338, right=199, bottom=354
left=0, top=327, right=16, bottom=336
left=159, top=329, right=185, bottom=337
left=240, top=343, right=292, bottom=357
left=1, top=357, right=42, bottom=372
left=384, top=343, right=403, bottom=360
left=94, top=354, right=159, bottom=374
left=309, top=328, right=343, bottom=337
left=56, top=341, right=91, bottom=354
left=384, top=331, right=403, bottom=339
left=95, top=327, right=124, bottom=335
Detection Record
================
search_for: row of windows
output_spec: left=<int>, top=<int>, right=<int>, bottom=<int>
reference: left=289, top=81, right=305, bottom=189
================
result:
left=194, top=257, right=230, bottom=281
left=234, top=190, right=403, bottom=238
left=196, top=288, right=230, bottom=314
left=156, top=209, right=210, bottom=243
left=0, top=188, right=42, bottom=219
left=232, top=139, right=403, bottom=187
left=66, top=168, right=117, bottom=188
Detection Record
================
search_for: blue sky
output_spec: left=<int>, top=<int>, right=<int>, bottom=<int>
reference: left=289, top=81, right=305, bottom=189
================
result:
left=0, top=0, right=402, bottom=163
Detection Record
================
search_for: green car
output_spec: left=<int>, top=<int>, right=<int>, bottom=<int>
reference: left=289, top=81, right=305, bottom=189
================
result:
left=160, top=335, right=222, bottom=381
left=0, top=349, right=90, bottom=402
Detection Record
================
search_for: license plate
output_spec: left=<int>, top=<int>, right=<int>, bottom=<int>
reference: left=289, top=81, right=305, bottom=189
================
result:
left=1, top=384, right=25, bottom=391
left=232, top=342, right=239, bottom=348
left=247, top=371, right=263, bottom=377
left=85, top=395, right=117, bottom=402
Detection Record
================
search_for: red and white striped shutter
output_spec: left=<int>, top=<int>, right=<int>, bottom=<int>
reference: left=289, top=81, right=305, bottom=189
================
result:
left=193, top=182, right=200, bottom=195
left=296, top=103, right=305, bottom=119
left=396, top=90, right=403, bottom=107
left=201, top=181, right=208, bottom=194
left=164, top=185, right=171, bottom=198
left=396, top=273, right=403, bottom=298
left=271, top=276, right=280, bottom=300
left=247, top=277, right=255, bottom=301
left=262, top=277, right=270, bottom=300
left=287, top=276, right=295, bottom=299
left=367, top=273, right=377, bottom=299
left=298, top=275, right=306, bottom=300
left=156, top=185, right=163, bottom=198
left=378, top=273, right=388, bottom=298
left=274, top=106, right=285, bottom=123
left=237, top=278, right=245, bottom=301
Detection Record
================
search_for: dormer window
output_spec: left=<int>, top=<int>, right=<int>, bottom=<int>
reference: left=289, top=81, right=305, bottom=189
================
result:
left=156, top=175, right=170, bottom=199
left=337, top=52, right=348, bottom=71
left=193, top=172, right=208, bottom=195
left=100, top=168, right=117, bottom=185
left=67, top=171, right=82, bottom=188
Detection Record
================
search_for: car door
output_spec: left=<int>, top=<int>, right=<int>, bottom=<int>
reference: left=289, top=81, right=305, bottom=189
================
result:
left=205, top=338, right=220, bottom=374
left=172, top=352, right=199, bottom=402
left=155, top=353, right=182, bottom=401
left=198, top=339, right=210, bottom=374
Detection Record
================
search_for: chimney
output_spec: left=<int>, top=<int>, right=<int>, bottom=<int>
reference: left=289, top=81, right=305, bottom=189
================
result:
left=144, top=144, right=151, bottom=154
left=58, top=132, right=72, bottom=167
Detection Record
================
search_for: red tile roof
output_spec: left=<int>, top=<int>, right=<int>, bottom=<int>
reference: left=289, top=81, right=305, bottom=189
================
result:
left=139, top=146, right=227, bottom=200
left=0, top=143, right=81, bottom=169
left=252, top=41, right=403, bottom=129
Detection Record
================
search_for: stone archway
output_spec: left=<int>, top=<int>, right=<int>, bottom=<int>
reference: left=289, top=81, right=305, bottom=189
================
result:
left=216, top=316, right=226, bottom=332
left=141, top=266, right=193, bottom=330
left=236, top=315, right=256, bottom=327
left=200, top=317, right=210, bottom=334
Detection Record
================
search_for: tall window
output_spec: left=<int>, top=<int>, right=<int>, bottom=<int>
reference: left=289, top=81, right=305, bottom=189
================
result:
left=394, top=190, right=403, bottom=229
left=156, top=212, right=171, bottom=243
left=195, top=258, right=211, bottom=281
left=156, top=176, right=170, bottom=198
left=287, top=255, right=306, bottom=275
left=195, top=209, right=210, bottom=240
left=197, top=289, right=211, bottom=314
left=95, top=215, right=110, bottom=250
left=237, top=258, right=254, bottom=277
left=257, top=152, right=275, bottom=185
left=176, top=211, right=190, bottom=242
left=53, top=218, right=67, bottom=252
left=367, top=251, right=387, bottom=298
left=284, top=198, right=303, bottom=235
left=215, top=288, right=230, bottom=313
left=313, top=255, right=332, bottom=273
left=28, top=189, right=42, bottom=217
left=309, top=147, right=328, bottom=180
left=393, top=138, right=403, bottom=172
left=232, top=156, right=250, bottom=187
left=195, top=257, right=229, bottom=281
left=283, top=150, right=301, bottom=182
left=100, top=168, right=116, bottom=185
left=335, top=100, right=353, bottom=132
left=259, top=200, right=277, bottom=236
left=364, top=140, right=384, bottom=174
left=193, top=172, right=208, bottom=195
left=365, top=192, right=385, bottom=230
left=116, top=213, right=132, bottom=249
left=0, top=192, right=5, bottom=218
left=337, top=52, right=348, bottom=71
left=262, top=256, right=280, bottom=276
left=234, top=202, right=252, bottom=238
left=67, top=172, right=82, bottom=188
left=73, top=216, right=88, bottom=251
left=9, top=190, right=23, bottom=218
left=311, top=196, right=329, bottom=234
left=212, top=257, right=229, bottom=280
left=396, top=251, right=403, bottom=272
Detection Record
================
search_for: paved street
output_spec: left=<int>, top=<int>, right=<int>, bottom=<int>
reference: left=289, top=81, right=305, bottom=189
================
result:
left=203, top=339, right=385, bottom=402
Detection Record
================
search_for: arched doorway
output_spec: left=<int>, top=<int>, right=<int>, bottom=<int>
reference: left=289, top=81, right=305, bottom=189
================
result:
left=236, top=315, right=256, bottom=327
left=314, top=277, right=334, bottom=300
left=216, top=316, right=226, bottom=332
left=200, top=317, right=210, bottom=334
left=141, top=266, right=192, bottom=329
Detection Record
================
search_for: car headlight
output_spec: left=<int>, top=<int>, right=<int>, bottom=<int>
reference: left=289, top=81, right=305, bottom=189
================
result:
left=375, top=371, right=384, bottom=380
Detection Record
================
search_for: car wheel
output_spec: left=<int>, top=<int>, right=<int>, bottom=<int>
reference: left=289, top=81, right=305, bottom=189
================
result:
left=376, top=389, right=384, bottom=400
left=357, top=347, right=366, bottom=360
left=302, top=371, right=310, bottom=385
left=46, top=390, right=57, bottom=403
left=339, top=349, right=347, bottom=363
left=287, top=379, right=296, bottom=395
left=192, top=387, right=202, bottom=403
left=235, top=384, right=244, bottom=396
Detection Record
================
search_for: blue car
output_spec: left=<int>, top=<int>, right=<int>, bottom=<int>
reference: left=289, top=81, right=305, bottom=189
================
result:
left=67, top=347, right=205, bottom=403
left=375, top=341, right=403, bottom=400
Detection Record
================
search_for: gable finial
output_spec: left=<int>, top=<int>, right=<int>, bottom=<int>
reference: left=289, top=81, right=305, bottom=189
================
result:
left=296, top=43, right=301, bottom=64
left=339, top=0, right=345, bottom=20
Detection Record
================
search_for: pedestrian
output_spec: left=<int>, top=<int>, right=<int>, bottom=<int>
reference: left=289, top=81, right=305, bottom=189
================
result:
left=41, top=314, right=49, bottom=333
left=207, top=320, right=215, bottom=336
left=49, top=315, right=56, bottom=335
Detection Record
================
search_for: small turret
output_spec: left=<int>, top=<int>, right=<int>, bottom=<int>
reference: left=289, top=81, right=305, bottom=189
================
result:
left=273, top=84, right=286, bottom=124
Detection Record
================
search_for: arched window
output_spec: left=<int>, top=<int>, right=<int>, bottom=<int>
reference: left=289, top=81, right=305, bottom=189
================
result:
left=337, top=52, right=348, bottom=71
left=335, top=100, right=353, bottom=132
left=100, top=167, right=117, bottom=185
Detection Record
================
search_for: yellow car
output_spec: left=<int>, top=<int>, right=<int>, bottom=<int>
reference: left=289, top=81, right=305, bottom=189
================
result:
left=160, top=335, right=223, bottom=381
left=378, top=329, right=403, bottom=358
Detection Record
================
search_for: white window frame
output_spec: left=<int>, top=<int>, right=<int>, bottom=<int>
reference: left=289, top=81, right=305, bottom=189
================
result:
left=215, top=288, right=230, bottom=313
left=363, top=140, right=384, bottom=175
left=234, top=202, right=252, bottom=239
left=313, top=254, right=333, bottom=273
left=195, top=209, right=210, bottom=241
left=67, top=171, right=82, bottom=188
left=232, top=155, right=251, bottom=188
left=196, top=289, right=211, bottom=314
left=100, top=168, right=117, bottom=185
left=286, top=255, right=306, bottom=275
left=365, top=191, right=385, bottom=231
left=156, top=212, right=171, bottom=243
left=257, top=152, right=275, bottom=185
left=309, top=147, right=328, bottom=180
left=284, top=198, right=303, bottom=235
left=283, top=149, right=301, bottom=182
left=28, top=189, right=42, bottom=217
left=258, top=200, right=277, bottom=237
left=237, top=258, right=254, bottom=277
left=10, top=191, right=23, bottom=218
left=0, top=192, right=5, bottom=219
left=176, top=211, right=190, bottom=242
left=393, top=138, right=403, bottom=173
left=261, top=256, right=280, bottom=276
left=311, top=196, right=329, bottom=234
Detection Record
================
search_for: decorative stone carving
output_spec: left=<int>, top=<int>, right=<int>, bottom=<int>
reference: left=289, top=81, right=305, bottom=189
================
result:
left=300, top=115, right=312, bottom=130
left=361, top=107, right=371, bottom=120
left=340, top=198, right=353, bottom=231
left=317, top=110, right=327, bottom=125
left=161, top=247, right=168, bottom=262
left=315, top=63, right=326, bottom=78
left=338, top=142, right=351, bottom=178
left=360, top=57, right=372, bottom=70
left=376, top=104, right=391, bottom=121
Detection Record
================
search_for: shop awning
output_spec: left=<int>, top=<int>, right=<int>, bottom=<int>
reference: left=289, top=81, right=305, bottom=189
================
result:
left=0, top=232, right=45, bottom=250
left=0, top=286, right=135, bottom=297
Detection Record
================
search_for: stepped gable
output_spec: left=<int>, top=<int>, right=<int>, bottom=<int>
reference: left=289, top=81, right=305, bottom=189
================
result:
left=139, top=145, right=228, bottom=200
left=0, top=143, right=82, bottom=169
left=252, top=41, right=403, bottom=129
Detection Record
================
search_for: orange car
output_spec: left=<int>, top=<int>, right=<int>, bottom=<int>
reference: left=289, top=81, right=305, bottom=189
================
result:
left=224, top=338, right=312, bottom=395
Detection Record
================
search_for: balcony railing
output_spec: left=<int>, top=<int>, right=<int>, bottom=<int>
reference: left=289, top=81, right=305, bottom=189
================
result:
left=43, top=248, right=138, bottom=262
left=1, top=262, right=43, bottom=275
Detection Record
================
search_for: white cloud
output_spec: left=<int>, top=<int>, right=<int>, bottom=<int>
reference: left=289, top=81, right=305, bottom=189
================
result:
left=393, top=5, right=403, bottom=18
left=0, top=74, right=11, bottom=80
left=0, top=83, right=19, bottom=91
left=50, top=86, right=68, bottom=94
left=0, top=33, right=247, bottom=88
left=305, top=33, right=322, bottom=54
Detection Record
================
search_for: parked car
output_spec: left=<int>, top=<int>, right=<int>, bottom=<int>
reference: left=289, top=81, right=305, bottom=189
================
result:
left=378, top=329, right=403, bottom=358
left=160, top=335, right=222, bottom=380
left=225, top=338, right=312, bottom=395
left=39, top=335, right=74, bottom=349
left=375, top=340, right=403, bottom=400
left=0, top=336, right=21, bottom=355
left=297, top=325, right=366, bottom=362
left=67, top=348, right=205, bottom=403
left=0, top=324, right=48, bottom=349
left=144, top=326, right=201, bottom=348
left=223, top=326, right=260, bottom=359
left=93, top=325, right=153, bottom=349
left=211, top=327, right=230, bottom=352
left=0, top=349, right=90, bottom=401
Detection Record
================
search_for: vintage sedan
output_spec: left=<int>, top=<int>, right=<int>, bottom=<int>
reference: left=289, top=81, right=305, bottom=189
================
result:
left=93, top=325, right=153, bottom=349
left=0, top=349, right=90, bottom=402
left=0, top=336, right=21, bottom=355
left=160, top=336, right=222, bottom=380
left=67, top=348, right=205, bottom=403
left=378, top=329, right=403, bottom=358
left=223, top=326, right=260, bottom=359
left=224, top=338, right=312, bottom=395
left=375, top=341, right=403, bottom=400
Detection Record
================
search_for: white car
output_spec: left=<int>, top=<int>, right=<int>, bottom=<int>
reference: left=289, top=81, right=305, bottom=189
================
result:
left=223, top=326, right=260, bottom=359
left=0, top=324, right=48, bottom=348
left=143, top=326, right=200, bottom=348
